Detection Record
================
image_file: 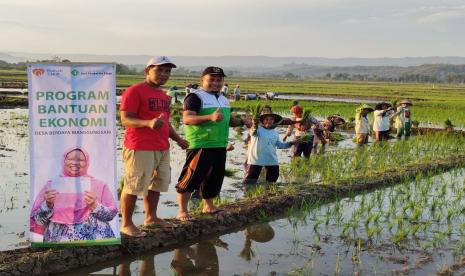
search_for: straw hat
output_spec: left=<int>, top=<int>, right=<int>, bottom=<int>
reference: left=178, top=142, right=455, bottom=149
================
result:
left=327, top=114, right=346, bottom=125
left=399, top=99, right=413, bottom=106
left=247, top=224, right=275, bottom=243
left=259, top=113, right=283, bottom=125
left=359, top=104, right=374, bottom=112
left=375, top=102, right=392, bottom=110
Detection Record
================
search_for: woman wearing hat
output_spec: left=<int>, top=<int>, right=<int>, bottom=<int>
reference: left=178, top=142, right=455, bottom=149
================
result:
left=392, top=99, right=413, bottom=139
left=355, top=104, right=374, bottom=145
left=373, top=102, right=394, bottom=142
left=244, top=112, right=299, bottom=184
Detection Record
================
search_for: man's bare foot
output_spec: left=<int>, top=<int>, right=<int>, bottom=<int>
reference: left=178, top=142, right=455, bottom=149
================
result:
left=120, top=225, right=146, bottom=237
left=143, top=218, right=173, bottom=228
left=176, top=212, right=198, bottom=222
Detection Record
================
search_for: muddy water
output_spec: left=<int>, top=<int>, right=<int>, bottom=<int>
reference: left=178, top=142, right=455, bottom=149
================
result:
left=0, top=88, right=27, bottom=95
left=72, top=170, right=465, bottom=275
left=0, top=108, right=355, bottom=251
left=274, top=93, right=379, bottom=104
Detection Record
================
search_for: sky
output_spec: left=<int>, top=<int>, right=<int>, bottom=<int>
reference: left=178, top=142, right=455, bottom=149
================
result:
left=1, top=0, right=465, bottom=58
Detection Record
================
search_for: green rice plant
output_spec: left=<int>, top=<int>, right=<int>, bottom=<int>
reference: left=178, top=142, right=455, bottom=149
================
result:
left=282, top=132, right=465, bottom=185
left=392, top=228, right=408, bottom=245
left=301, top=108, right=312, bottom=121
left=367, top=225, right=382, bottom=240
left=224, top=168, right=238, bottom=178
left=248, top=103, right=262, bottom=120
left=313, top=217, right=323, bottom=232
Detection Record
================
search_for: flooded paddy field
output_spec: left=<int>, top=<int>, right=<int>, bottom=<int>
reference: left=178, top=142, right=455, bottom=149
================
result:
left=0, top=108, right=355, bottom=252
left=2, top=106, right=465, bottom=275
left=75, top=169, right=465, bottom=275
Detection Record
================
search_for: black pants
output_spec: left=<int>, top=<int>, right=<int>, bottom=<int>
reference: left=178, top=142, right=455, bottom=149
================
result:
left=292, top=139, right=313, bottom=158
left=244, top=165, right=279, bottom=184
left=176, top=148, right=226, bottom=199
left=376, top=130, right=390, bottom=141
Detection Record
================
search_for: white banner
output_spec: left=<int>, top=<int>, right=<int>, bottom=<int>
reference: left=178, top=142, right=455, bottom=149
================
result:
left=28, top=63, right=120, bottom=247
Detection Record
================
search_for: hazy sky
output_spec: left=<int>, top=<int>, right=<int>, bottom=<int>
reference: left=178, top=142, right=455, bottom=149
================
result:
left=1, top=0, right=465, bottom=57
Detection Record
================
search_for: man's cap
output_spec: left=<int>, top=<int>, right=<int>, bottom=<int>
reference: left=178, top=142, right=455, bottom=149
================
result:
left=201, top=66, right=227, bottom=77
left=146, top=56, right=177, bottom=68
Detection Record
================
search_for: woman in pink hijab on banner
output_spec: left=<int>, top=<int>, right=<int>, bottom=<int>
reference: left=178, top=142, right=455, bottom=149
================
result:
left=30, top=148, right=118, bottom=243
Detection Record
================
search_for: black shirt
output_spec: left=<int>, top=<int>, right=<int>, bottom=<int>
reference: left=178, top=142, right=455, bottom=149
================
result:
left=183, top=91, right=220, bottom=113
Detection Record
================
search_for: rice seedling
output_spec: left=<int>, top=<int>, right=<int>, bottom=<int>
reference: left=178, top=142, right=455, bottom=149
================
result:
left=248, top=103, right=262, bottom=120
left=282, top=132, right=465, bottom=185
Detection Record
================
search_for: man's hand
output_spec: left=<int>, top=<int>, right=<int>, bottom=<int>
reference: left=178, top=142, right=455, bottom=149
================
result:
left=210, top=108, right=224, bottom=122
left=176, top=138, right=189, bottom=150
left=149, top=113, right=165, bottom=129
left=226, top=143, right=235, bottom=151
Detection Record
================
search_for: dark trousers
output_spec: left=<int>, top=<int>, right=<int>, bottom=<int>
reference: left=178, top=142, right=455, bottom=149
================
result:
left=244, top=165, right=279, bottom=184
left=375, top=130, right=390, bottom=141
left=292, top=140, right=313, bottom=158
left=176, top=148, right=226, bottom=199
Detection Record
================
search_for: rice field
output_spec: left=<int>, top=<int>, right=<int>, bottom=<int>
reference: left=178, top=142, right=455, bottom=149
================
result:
left=1, top=70, right=465, bottom=274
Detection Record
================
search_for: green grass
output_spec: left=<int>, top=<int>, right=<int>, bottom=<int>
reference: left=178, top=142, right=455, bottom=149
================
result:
left=231, top=99, right=465, bottom=127
left=1, top=70, right=464, bottom=126
left=282, top=132, right=465, bottom=184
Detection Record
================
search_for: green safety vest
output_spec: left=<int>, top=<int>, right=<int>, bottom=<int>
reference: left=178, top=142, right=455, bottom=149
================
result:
left=185, top=90, right=231, bottom=149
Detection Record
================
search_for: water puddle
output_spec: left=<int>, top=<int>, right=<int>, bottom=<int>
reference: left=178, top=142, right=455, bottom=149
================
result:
left=274, top=93, right=379, bottom=104
left=75, top=169, right=465, bottom=275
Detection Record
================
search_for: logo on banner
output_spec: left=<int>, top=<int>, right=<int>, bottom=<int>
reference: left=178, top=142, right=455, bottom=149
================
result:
left=32, top=68, right=45, bottom=76
left=71, top=69, right=80, bottom=76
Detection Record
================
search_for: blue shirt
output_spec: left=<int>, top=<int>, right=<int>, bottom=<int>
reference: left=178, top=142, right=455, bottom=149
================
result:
left=247, top=126, right=291, bottom=166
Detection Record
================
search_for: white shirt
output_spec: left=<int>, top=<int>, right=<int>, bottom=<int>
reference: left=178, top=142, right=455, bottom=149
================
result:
left=355, top=114, right=371, bottom=134
left=373, top=110, right=391, bottom=132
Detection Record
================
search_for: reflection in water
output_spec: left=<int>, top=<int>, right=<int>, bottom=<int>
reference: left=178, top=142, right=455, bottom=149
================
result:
left=171, top=238, right=226, bottom=275
left=113, top=223, right=275, bottom=275
left=239, top=223, right=275, bottom=262
left=118, top=256, right=156, bottom=276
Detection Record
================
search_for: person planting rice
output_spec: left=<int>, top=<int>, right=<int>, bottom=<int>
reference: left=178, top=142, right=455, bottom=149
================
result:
left=321, top=114, right=346, bottom=141
left=244, top=93, right=259, bottom=100
left=283, top=107, right=314, bottom=158
left=391, top=99, right=413, bottom=139
left=243, top=111, right=299, bottom=184
left=290, top=101, right=302, bottom=116
left=355, top=104, right=374, bottom=146
left=373, top=102, right=394, bottom=142
left=234, top=84, right=241, bottom=101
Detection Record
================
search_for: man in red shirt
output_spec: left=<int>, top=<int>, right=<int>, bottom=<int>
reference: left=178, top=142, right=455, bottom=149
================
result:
left=120, top=56, right=188, bottom=237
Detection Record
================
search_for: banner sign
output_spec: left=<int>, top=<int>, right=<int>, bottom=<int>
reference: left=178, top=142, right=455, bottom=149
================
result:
left=28, top=63, right=120, bottom=247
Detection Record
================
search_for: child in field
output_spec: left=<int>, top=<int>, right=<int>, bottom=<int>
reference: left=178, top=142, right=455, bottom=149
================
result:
left=373, top=102, right=394, bottom=142
left=355, top=104, right=374, bottom=145
left=244, top=105, right=295, bottom=172
left=392, top=99, right=413, bottom=139
left=244, top=112, right=299, bottom=184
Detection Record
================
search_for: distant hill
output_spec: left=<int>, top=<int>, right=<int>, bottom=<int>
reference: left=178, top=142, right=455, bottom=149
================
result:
left=2, top=52, right=465, bottom=83
left=3, top=51, right=465, bottom=67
